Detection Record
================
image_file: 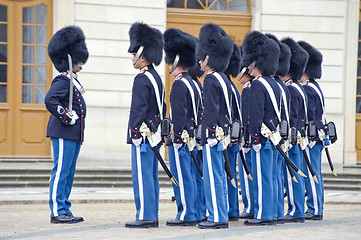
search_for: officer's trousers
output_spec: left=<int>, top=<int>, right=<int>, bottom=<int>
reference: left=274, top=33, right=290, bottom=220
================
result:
left=251, top=144, right=273, bottom=220
left=304, top=143, right=324, bottom=216
left=284, top=146, right=305, bottom=218
left=273, top=150, right=285, bottom=218
left=49, top=138, right=81, bottom=217
left=238, top=148, right=254, bottom=214
left=202, top=142, right=228, bottom=223
left=131, top=143, right=159, bottom=221
left=227, top=144, right=240, bottom=218
left=194, top=148, right=206, bottom=220
left=169, top=145, right=197, bottom=221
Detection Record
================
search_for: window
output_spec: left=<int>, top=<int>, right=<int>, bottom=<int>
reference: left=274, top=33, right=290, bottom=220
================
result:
left=0, top=4, right=7, bottom=102
left=357, top=4, right=361, bottom=113
left=167, top=0, right=249, bottom=12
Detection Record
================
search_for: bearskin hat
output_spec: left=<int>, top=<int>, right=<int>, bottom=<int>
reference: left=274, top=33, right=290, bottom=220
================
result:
left=128, top=22, right=164, bottom=66
left=265, top=33, right=291, bottom=77
left=188, top=63, right=204, bottom=79
left=298, top=41, right=323, bottom=79
left=281, top=37, right=309, bottom=80
left=224, top=43, right=241, bottom=78
left=48, top=25, right=89, bottom=73
left=241, top=31, right=280, bottom=76
left=163, top=28, right=197, bottom=69
left=196, top=23, right=234, bottom=72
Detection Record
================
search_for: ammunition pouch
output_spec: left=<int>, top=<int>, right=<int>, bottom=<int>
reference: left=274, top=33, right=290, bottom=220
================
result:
left=195, top=124, right=202, bottom=143
left=290, top=127, right=297, bottom=145
left=307, top=121, right=318, bottom=141
left=230, top=120, right=242, bottom=143
left=279, top=120, right=289, bottom=139
left=326, top=121, right=337, bottom=144
left=161, top=118, right=171, bottom=138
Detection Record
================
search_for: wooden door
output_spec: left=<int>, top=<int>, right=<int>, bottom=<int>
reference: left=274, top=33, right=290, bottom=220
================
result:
left=0, top=0, right=52, bottom=158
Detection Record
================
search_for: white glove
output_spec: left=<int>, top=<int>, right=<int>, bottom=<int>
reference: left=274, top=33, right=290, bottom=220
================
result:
left=252, top=143, right=261, bottom=152
left=132, top=138, right=142, bottom=147
left=173, top=143, right=183, bottom=150
left=242, top=147, right=251, bottom=154
left=66, top=110, right=79, bottom=125
left=308, top=141, right=316, bottom=149
left=207, top=138, right=218, bottom=148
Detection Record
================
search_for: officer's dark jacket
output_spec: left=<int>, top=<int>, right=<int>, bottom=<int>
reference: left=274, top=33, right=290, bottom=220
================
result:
left=274, top=76, right=291, bottom=122
left=227, top=76, right=241, bottom=122
left=168, top=72, right=200, bottom=145
left=201, top=71, right=232, bottom=146
left=45, top=74, right=86, bottom=142
left=287, top=80, right=308, bottom=134
left=192, top=78, right=204, bottom=125
left=249, top=75, right=281, bottom=145
left=241, top=81, right=251, bottom=144
left=303, top=78, right=325, bottom=131
left=127, top=64, right=166, bottom=144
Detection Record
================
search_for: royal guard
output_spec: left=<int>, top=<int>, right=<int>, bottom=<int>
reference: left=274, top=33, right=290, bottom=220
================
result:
left=238, top=45, right=255, bottom=220
left=281, top=37, right=309, bottom=223
left=125, top=22, right=165, bottom=228
left=196, top=23, right=234, bottom=229
left=299, top=40, right=326, bottom=221
left=46, top=25, right=89, bottom=224
left=241, top=31, right=281, bottom=226
left=266, top=33, right=292, bottom=223
left=187, top=58, right=207, bottom=222
left=163, top=28, right=200, bottom=226
left=224, top=43, right=242, bottom=221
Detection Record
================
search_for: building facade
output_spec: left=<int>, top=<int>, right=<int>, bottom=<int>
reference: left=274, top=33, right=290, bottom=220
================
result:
left=0, top=0, right=359, bottom=169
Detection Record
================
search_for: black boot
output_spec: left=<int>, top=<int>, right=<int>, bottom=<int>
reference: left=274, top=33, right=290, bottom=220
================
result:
left=125, top=220, right=159, bottom=228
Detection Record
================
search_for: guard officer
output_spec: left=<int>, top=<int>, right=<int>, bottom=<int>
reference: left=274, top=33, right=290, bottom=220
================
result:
left=281, top=37, right=309, bottom=223
left=196, top=23, right=234, bottom=229
left=46, top=25, right=89, bottom=224
left=125, top=22, right=165, bottom=228
left=163, top=28, right=199, bottom=226
left=241, top=31, right=281, bottom=226
left=298, top=41, right=325, bottom=221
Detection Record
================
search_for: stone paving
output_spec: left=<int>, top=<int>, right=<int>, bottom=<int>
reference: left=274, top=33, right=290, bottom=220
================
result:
left=0, top=188, right=360, bottom=240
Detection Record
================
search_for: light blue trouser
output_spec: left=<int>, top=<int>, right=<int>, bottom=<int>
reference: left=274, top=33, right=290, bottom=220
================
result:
left=284, top=146, right=305, bottom=218
left=251, top=143, right=274, bottom=220
left=131, top=142, right=159, bottom=221
left=304, top=143, right=324, bottom=216
left=273, top=150, right=285, bottom=218
left=227, top=144, right=240, bottom=218
left=49, top=138, right=81, bottom=217
left=169, top=144, right=197, bottom=221
left=202, top=142, right=228, bottom=223
left=194, top=148, right=206, bottom=221
left=238, top=148, right=254, bottom=214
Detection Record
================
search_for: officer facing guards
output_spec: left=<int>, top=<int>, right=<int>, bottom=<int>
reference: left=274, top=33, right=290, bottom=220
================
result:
left=125, top=22, right=165, bottom=228
left=46, top=25, right=88, bottom=224
left=196, top=23, right=234, bottom=229
left=163, top=28, right=200, bottom=226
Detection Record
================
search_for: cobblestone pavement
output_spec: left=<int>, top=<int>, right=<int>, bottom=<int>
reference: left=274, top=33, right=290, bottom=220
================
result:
left=0, top=189, right=360, bottom=240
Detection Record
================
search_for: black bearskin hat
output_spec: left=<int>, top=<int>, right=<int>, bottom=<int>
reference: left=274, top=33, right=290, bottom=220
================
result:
left=281, top=37, right=309, bottom=80
left=224, top=43, right=241, bottom=78
left=265, top=33, right=291, bottom=77
left=128, top=22, right=164, bottom=66
left=241, top=31, right=280, bottom=76
left=48, top=25, right=89, bottom=73
left=298, top=41, right=323, bottom=79
left=196, top=23, right=234, bottom=72
left=164, top=28, right=197, bottom=68
left=188, top=63, right=204, bottom=79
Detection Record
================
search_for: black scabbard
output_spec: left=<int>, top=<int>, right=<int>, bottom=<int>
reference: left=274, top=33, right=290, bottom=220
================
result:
left=301, top=148, right=318, bottom=183
left=239, top=149, right=252, bottom=180
left=275, top=144, right=306, bottom=177
left=190, top=150, right=203, bottom=178
left=325, top=147, right=337, bottom=176
left=152, top=146, right=179, bottom=186
left=223, top=149, right=236, bottom=188
left=285, top=157, right=297, bottom=183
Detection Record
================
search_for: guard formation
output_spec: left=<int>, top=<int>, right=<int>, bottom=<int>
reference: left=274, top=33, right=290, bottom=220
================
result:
left=123, top=22, right=338, bottom=229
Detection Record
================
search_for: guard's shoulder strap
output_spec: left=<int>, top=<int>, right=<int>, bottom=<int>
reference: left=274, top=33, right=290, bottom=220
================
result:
left=192, top=79, right=203, bottom=108
left=144, top=71, right=164, bottom=120
left=291, top=83, right=308, bottom=123
left=276, top=82, right=289, bottom=123
left=213, top=72, right=232, bottom=124
left=230, top=84, right=242, bottom=124
left=308, top=82, right=327, bottom=124
left=257, top=77, right=281, bottom=121
left=181, top=78, right=198, bottom=125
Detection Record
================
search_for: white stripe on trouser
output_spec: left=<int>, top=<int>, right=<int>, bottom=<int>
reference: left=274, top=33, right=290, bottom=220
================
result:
left=174, top=147, right=187, bottom=221
left=256, top=150, right=262, bottom=219
left=306, top=147, right=318, bottom=215
left=242, top=150, right=251, bottom=213
left=286, top=164, right=296, bottom=215
left=136, top=145, right=144, bottom=220
left=52, top=138, right=64, bottom=216
left=206, top=144, right=219, bottom=222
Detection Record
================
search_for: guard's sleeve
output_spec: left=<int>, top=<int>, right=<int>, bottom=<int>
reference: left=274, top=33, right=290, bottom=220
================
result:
left=203, top=76, right=220, bottom=140
left=44, top=75, right=73, bottom=125
left=249, top=80, right=265, bottom=145
left=170, top=81, right=188, bottom=144
left=128, top=74, right=150, bottom=140
left=288, top=86, right=300, bottom=130
left=305, top=87, right=316, bottom=123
